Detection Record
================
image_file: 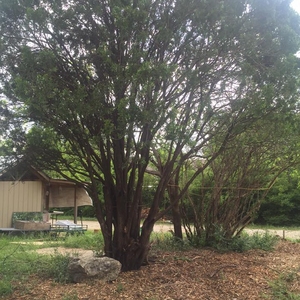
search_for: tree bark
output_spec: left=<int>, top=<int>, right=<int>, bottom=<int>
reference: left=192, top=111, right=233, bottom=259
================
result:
left=171, top=202, right=183, bottom=239
left=167, top=176, right=183, bottom=239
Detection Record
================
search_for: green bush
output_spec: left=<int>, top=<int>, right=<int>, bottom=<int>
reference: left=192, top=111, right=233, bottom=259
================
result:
left=248, top=231, right=279, bottom=251
left=39, top=252, right=72, bottom=283
left=213, top=231, right=279, bottom=253
left=186, top=234, right=205, bottom=248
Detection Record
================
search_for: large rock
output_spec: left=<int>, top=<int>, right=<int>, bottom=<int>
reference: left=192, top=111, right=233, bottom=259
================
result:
left=68, top=253, right=121, bottom=283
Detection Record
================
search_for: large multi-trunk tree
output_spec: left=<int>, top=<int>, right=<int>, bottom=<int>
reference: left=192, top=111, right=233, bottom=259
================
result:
left=0, top=0, right=299, bottom=270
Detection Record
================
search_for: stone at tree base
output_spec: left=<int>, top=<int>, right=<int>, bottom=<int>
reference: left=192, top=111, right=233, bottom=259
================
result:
left=68, top=253, right=121, bottom=283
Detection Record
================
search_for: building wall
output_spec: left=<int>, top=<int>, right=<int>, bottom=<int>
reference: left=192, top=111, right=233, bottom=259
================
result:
left=0, top=181, right=43, bottom=228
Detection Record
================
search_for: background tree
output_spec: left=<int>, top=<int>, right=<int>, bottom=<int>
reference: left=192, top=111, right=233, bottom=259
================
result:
left=0, top=0, right=299, bottom=270
left=255, top=167, right=300, bottom=226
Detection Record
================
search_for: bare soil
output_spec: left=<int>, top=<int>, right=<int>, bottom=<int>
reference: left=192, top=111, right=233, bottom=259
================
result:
left=4, top=239, right=300, bottom=299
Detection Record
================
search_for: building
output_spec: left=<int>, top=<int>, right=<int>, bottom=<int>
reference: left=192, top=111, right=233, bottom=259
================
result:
left=0, top=160, right=92, bottom=228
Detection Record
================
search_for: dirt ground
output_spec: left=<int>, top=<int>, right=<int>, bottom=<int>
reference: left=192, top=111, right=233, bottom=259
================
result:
left=5, top=239, right=300, bottom=300
left=3, top=221, right=300, bottom=300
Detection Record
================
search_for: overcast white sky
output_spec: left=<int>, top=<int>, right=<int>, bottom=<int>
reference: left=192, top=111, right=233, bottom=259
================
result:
left=291, top=0, right=300, bottom=14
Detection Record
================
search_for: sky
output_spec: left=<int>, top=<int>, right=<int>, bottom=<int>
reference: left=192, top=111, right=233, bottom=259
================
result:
left=291, top=0, right=300, bottom=14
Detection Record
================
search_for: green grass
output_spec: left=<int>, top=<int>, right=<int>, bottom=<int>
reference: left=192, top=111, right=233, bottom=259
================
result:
left=0, top=236, right=64, bottom=297
left=63, top=231, right=104, bottom=255
left=0, top=235, right=67, bottom=274
left=33, top=230, right=104, bottom=249
left=0, top=232, right=105, bottom=298
left=61, top=291, right=79, bottom=300
left=267, top=271, right=300, bottom=299
left=150, top=232, right=192, bottom=251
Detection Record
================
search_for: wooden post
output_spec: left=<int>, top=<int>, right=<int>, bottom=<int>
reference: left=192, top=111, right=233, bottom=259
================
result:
left=44, top=183, right=50, bottom=211
left=74, top=185, right=77, bottom=224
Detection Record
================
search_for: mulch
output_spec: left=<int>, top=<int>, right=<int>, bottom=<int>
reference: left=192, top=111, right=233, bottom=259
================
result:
left=4, top=240, right=300, bottom=300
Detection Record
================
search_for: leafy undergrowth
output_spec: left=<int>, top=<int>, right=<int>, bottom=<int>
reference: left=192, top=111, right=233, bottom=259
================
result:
left=1, top=239, right=300, bottom=300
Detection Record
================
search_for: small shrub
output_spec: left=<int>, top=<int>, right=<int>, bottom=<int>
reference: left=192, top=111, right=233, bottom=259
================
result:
left=39, top=252, right=72, bottom=283
left=200, top=229, right=279, bottom=253
left=227, top=233, right=252, bottom=252
left=186, top=234, right=205, bottom=248
left=248, top=231, right=279, bottom=251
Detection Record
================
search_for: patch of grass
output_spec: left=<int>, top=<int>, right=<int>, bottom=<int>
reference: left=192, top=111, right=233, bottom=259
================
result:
left=268, top=271, right=300, bottom=299
left=0, top=279, right=12, bottom=297
left=0, top=231, right=105, bottom=297
left=61, top=291, right=79, bottom=300
left=1, top=235, right=42, bottom=250
left=0, top=235, right=77, bottom=297
left=37, top=231, right=104, bottom=253
left=150, top=232, right=192, bottom=251
left=0, top=238, right=42, bottom=278
left=63, top=231, right=104, bottom=251
left=0, top=237, right=49, bottom=296
left=116, top=282, right=124, bottom=293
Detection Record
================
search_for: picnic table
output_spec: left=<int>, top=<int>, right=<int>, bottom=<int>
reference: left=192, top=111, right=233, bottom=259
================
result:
left=50, top=220, right=88, bottom=237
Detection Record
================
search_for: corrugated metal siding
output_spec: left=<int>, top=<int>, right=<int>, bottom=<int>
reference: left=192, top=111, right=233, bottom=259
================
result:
left=0, top=181, right=43, bottom=228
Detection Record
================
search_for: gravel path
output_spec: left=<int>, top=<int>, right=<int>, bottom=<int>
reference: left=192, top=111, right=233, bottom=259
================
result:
left=81, top=220, right=300, bottom=240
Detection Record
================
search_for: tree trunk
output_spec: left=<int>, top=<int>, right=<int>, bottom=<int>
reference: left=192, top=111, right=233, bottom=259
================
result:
left=167, top=177, right=183, bottom=239
left=112, top=220, right=154, bottom=271
left=171, top=202, right=183, bottom=239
